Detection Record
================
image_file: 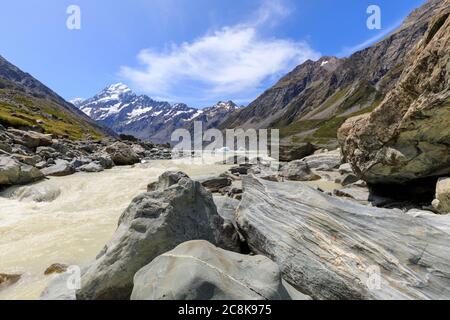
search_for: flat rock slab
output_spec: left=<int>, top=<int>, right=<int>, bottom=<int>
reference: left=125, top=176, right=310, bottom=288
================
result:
left=131, top=240, right=305, bottom=300
left=236, top=176, right=450, bottom=300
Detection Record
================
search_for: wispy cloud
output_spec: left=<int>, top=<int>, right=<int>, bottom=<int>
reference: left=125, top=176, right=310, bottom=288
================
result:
left=120, top=0, right=320, bottom=106
left=338, top=19, right=403, bottom=57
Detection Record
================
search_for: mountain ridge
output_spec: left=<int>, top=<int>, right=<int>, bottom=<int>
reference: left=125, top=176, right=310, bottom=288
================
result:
left=219, top=0, right=445, bottom=148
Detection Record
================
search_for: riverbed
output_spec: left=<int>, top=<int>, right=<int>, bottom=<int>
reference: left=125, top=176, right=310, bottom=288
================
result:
left=0, top=159, right=230, bottom=300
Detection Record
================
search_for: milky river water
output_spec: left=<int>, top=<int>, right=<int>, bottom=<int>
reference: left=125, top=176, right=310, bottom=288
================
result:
left=0, top=159, right=230, bottom=300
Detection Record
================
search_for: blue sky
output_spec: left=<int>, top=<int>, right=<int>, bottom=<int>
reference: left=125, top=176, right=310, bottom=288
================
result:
left=0, top=0, right=425, bottom=108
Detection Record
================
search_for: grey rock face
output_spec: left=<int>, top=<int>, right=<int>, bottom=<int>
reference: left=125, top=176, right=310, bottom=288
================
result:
left=0, top=156, right=43, bottom=186
left=41, top=160, right=75, bottom=177
left=76, top=172, right=237, bottom=300
left=104, top=142, right=140, bottom=166
left=339, top=6, right=450, bottom=184
left=131, top=240, right=297, bottom=300
left=236, top=176, right=450, bottom=300
left=280, top=160, right=320, bottom=181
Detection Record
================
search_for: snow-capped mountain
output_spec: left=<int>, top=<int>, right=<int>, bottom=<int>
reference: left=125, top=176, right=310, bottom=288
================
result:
left=185, top=101, right=238, bottom=131
left=75, top=83, right=202, bottom=143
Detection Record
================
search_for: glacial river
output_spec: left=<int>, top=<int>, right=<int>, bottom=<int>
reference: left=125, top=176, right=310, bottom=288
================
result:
left=0, top=159, right=231, bottom=300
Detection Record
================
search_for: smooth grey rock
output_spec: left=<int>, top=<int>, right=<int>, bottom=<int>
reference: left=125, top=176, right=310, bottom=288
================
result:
left=76, top=172, right=238, bottom=300
left=406, top=209, right=450, bottom=235
left=41, top=160, right=75, bottom=177
left=280, top=160, right=320, bottom=181
left=104, top=142, right=140, bottom=166
left=2, top=184, right=61, bottom=202
left=0, top=156, right=43, bottom=186
left=236, top=176, right=450, bottom=300
left=40, top=272, right=76, bottom=300
left=131, top=240, right=295, bottom=300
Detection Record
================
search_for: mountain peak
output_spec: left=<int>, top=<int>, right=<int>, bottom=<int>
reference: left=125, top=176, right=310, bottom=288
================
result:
left=102, top=83, right=133, bottom=97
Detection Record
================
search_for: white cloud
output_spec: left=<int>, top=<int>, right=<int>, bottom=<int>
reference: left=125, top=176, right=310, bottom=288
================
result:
left=120, top=0, right=320, bottom=105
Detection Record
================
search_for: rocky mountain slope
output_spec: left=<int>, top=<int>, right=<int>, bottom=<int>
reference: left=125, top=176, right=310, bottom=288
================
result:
left=339, top=4, right=450, bottom=186
left=220, top=0, right=445, bottom=148
left=0, top=55, right=107, bottom=140
left=182, top=101, right=238, bottom=133
left=75, top=86, right=238, bottom=144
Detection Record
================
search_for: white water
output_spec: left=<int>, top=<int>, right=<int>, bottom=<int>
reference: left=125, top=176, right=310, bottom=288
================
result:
left=0, top=159, right=230, bottom=300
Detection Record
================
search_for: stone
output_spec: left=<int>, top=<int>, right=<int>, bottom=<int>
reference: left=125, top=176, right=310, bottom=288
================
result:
left=0, top=156, right=44, bottom=186
left=302, top=149, right=341, bottom=171
left=76, top=172, right=238, bottom=300
left=278, top=143, right=317, bottom=162
left=104, top=142, right=140, bottom=166
left=341, top=173, right=360, bottom=186
left=280, top=160, right=320, bottom=181
left=0, top=273, right=21, bottom=288
left=433, top=177, right=450, bottom=214
left=131, top=240, right=298, bottom=300
left=200, top=176, right=232, bottom=193
left=7, top=128, right=53, bottom=149
left=40, top=271, right=77, bottom=300
left=79, top=162, right=104, bottom=173
left=3, top=184, right=62, bottom=202
left=229, top=166, right=249, bottom=175
left=339, top=8, right=450, bottom=184
left=44, top=263, right=69, bottom=275
left=338, top=163, right=353, bottom=175
left=236, top=176, right=450, bottom=300
left=93, top=153, right=114, bottom=169
left=333, top=186, right=370, bottom=203
left=41, top=160, right=75, bottom=177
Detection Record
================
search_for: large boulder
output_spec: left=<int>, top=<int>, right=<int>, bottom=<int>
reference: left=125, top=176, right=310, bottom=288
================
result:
left=131, top=240, right=306, bottom=300
left=104, top=142, right=140, bottom=166
left=76, top=172, right=238, bottom=300
left=236, top=176, right=450, bottom=300
left=41, top=159, right=75, bottom=177
left=339, top=9, right=450, bottom=184
left=6, top=128, right=52, bottom=149
left=280, top=160, right=320, bottom=181
left=433, top=177, right=450, bottom=214
left=278, top=143, right=317, bottom=162
left=0, top=156, right=43, bottom=186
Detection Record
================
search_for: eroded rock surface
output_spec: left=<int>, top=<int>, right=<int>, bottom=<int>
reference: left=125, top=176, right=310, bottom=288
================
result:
left=236, top=176, right=450, bottom=300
